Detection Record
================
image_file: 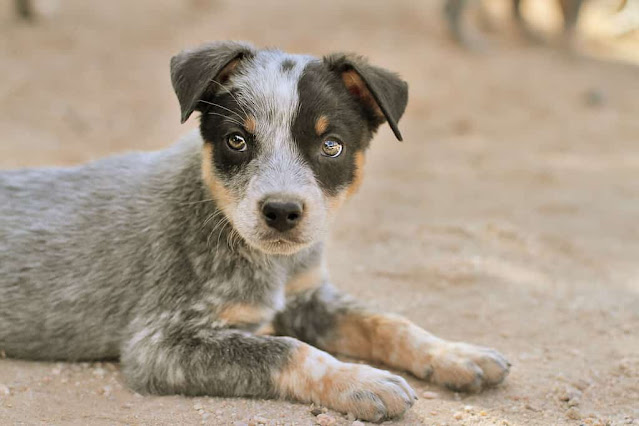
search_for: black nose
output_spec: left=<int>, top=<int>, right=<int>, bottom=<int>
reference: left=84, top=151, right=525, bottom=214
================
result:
left=261, top=199, right=304, bottom=232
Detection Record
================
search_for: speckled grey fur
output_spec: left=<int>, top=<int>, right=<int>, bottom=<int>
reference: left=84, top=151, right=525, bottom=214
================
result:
left=0, top=41, right=421, bottom=406
left=1, top=132, right=316, bottom=395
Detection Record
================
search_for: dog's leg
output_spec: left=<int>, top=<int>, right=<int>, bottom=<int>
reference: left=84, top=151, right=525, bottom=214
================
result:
left=15, top=0, right=33, bottom=20
left=558, top=0, right=584, bottom=46
left=443, top=0, right=468, bottom=45
left=275, top=270, right=510, bottom=392
left=120, top=321, right=415, bottom=422
left=512, top=0, right=546, bottom=43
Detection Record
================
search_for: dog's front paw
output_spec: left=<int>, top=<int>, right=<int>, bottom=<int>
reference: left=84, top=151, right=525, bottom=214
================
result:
left=329, top=364, right=416, bottom=422
left=422, top=342, right=510, bottom=392
left=276, top=344, right=416, bottom=422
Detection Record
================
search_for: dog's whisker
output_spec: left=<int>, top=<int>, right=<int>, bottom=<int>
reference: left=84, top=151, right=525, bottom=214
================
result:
left=208, top=214, right=228, bottom=237
left=227, top=227, right=241, bottom=253
left=202, top=211, right=223, bottom=230
left=180, top=198, right=217, bottom=206
left=213, top=216, right=232, bottom=258
left=230, top=228, right=240, bottom=250
left=205, top=211, right=227, bottom=238
left=206, top=112, right=244, bottom=127
left=208, top=79, right=250, bottom=119
left=197, top=100, right=246, bottom=121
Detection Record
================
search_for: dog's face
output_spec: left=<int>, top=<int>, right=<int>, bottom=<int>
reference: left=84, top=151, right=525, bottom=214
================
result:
left=171, top=42, right=408, bottom=255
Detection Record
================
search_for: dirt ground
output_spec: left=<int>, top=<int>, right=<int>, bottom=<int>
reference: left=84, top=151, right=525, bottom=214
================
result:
left=1, top=0, right=638, bottom=425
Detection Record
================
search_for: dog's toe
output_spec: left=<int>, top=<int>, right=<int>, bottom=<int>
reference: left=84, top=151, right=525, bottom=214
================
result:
left=428, top=342, right=510, bottom=392
left=339, top=366, right=415, bottom=422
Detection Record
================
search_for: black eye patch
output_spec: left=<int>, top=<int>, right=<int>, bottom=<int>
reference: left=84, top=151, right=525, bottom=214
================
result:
left=292, top=62, right=372, bottom=196
left=199, top=93, right=255, bottom=177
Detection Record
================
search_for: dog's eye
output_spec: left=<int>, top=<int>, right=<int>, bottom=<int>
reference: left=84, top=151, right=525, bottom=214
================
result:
left=321, top=139, right=343, bottom=158
left=226, top=133, right=247, bottom=152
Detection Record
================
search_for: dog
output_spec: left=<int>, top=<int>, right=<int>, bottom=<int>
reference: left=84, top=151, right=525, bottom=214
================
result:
left=0, top=41, right=510, bottom=422
left=444, top=0, right=586, bottom=47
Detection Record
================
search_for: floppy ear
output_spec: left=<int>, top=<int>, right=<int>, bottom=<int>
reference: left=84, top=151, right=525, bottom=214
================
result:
left=324, top=53, right=408, bottom=141
left=170, top=41, right=255, bottom=123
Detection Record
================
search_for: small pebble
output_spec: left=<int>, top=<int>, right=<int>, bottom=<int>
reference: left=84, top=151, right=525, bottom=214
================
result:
left=0, top=384, right=10, bottom=396
left=558, top=385, right=582, bottom=409
left=480, top=410, right=487, bottom=416
left=310, top=407, right=323, bottom=416
left=566, top=408, right=582, bottom=420
left=193, top=403, right=203, bottom=410
left=464, top=405, right=474, bottom=412
left=316, top=413, right=337, bottom=426
left=583, top=88, right=606, bottom=107
left=453, top=412, right=464, bottom=420
left=252, top=416, right=268, bottom=425
left=346, top=412, right=356, bottom=421
left=100, top=385, right=112, bottom=397
left=422, top=391, right=439, bottom=399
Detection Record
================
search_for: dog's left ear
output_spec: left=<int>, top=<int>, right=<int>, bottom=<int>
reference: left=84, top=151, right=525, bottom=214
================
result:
left=171, top=41, right=255, bottom=123
left=324, top=54, right=408, bottom=141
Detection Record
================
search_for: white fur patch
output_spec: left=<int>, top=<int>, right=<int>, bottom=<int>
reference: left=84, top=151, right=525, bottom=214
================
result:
left=221, top=51, right=328, bottom=254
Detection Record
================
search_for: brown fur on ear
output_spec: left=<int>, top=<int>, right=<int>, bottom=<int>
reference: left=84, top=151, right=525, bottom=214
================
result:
left=341, top=70, right=384, bottom=121
left=217, top=58, right=242, bottom=85
left=324, top=53, right=408, bottom=141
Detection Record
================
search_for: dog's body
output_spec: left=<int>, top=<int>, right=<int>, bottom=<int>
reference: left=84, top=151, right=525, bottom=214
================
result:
left=0, top=42, right=509, bottom=422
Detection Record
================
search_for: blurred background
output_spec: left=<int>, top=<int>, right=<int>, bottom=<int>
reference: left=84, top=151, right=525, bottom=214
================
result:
left=1, top=1, right=638, bottom=424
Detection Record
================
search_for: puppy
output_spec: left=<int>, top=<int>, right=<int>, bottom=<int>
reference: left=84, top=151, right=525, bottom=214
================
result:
left=0, top=41, right=509, bottom=422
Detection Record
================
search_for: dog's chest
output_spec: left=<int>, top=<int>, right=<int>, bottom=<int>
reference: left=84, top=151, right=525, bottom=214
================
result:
left=184, top=241, right=320, bottom=334
left=195, top=253, right=289, bottom=332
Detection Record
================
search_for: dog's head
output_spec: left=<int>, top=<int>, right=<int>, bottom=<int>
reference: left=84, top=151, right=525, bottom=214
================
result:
left=171, top=41, right=408, bottom=255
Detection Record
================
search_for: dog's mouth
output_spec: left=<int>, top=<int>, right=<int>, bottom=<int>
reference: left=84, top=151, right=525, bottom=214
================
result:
left=253, top=235, right=312, bottom=255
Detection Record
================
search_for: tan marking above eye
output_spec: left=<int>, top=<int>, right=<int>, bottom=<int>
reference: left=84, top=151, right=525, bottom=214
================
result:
left=315, top=115, right=329, bottom=136
left=243, top=116, right=257, bottom=134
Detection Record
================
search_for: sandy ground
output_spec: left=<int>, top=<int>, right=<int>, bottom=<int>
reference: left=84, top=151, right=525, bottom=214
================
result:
left=1, top=1, right=638, bottom=425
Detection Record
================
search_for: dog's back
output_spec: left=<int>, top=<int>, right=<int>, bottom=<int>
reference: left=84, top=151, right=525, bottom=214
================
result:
left=0, top=136, right=202, bottom=360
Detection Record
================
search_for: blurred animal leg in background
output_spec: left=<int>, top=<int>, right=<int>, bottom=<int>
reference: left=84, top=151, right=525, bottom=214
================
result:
left=15, top=0, right=33, bottom=20
left=443, top=0, right=491, bottom=49
left=558, top=0, right=585, bottom=47
left=512, top=0, right=545, bottom=42
left=444, top=0, right=468, bottom=45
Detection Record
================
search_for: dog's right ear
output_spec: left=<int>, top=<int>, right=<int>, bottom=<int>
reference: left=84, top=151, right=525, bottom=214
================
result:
left=170, top=41, right=255, bottom=123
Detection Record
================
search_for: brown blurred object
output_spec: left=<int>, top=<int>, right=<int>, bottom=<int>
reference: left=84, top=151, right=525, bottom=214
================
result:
left=15, top=0, right=33, bottom=20
left=444, top=0, right=586, bottom=47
